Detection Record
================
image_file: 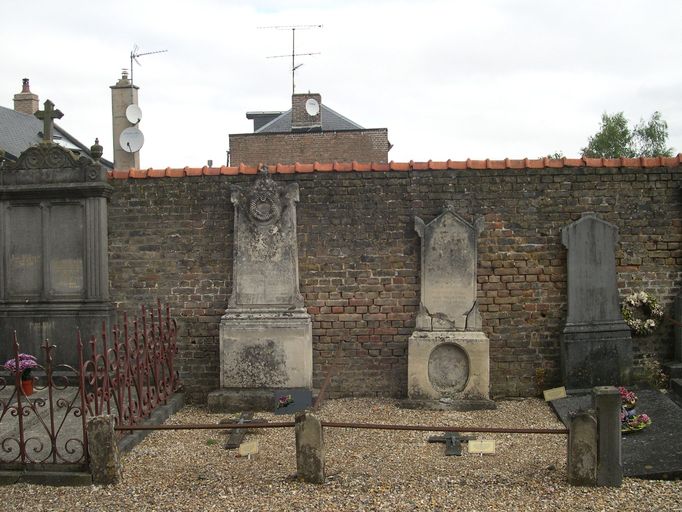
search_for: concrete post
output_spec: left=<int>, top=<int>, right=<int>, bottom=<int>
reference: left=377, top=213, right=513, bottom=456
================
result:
left=87, top=415, right=123, bottom=485
left=592, top=386, right=623, bottom=487
left=295, top=411, right=325, bottom=484
left=567, top=411, right=598, bottom=485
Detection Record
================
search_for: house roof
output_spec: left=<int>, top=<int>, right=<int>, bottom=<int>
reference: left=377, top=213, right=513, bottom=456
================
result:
left=255, top=104, right=365, bottom=133
left=0, top=105, right=113, bottom=168
left=106, top=154, right=682, bottom=179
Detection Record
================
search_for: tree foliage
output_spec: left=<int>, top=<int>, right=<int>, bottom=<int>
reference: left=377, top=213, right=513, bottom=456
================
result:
left=581, top=111, right=673, bottom=158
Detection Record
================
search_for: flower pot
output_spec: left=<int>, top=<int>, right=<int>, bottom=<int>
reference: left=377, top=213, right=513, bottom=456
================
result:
left=21, top=379, right=33, bottom=396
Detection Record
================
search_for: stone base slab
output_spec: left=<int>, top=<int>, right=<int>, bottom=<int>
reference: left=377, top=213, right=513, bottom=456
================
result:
left=208, top=387, right=312, bottom=413
left=399, top=398, right=496, bottom=411
left=407, top=331, right=490, bottom=401
left=220, top=310, right=312, bottom=389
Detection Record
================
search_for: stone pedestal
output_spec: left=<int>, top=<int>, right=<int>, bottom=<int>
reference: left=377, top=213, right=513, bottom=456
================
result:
left=561, top=213, right=632, bottom=390
left=405, top=331, right=494, bottom=410
left=404, top=207, right=494, bottom=410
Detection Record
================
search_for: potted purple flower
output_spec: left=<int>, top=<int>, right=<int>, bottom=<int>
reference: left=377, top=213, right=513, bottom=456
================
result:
left=3, top=353, right=38, bottom=396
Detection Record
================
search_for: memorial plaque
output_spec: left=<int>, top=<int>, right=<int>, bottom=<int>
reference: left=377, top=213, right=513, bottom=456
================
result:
left=415, top=207, right=483, bottom=331
left=49, top=204, right=84, bottom=295
left=7, top=205, right=43, bottom=296
left=468, top=439, right=496, bottom=454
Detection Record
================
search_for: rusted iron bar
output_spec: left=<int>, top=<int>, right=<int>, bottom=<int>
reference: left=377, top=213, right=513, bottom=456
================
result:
left=320, top=421, right=568, bottom=435
left=312, top=341, right=345, bottom=411
left=114, top=421, right=295, bottom=431
left=114, top=420, right=567, bottom=435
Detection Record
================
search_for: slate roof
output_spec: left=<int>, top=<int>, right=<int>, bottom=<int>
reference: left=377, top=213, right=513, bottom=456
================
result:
left=0, top=106, right=113, bottom=168
left=255, top=104, right=365, bottom=133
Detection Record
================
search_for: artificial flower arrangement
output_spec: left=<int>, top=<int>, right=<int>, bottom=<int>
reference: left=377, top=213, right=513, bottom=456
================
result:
left=618, top=386, right=651, bottom=433
left=3, top=353, right=38, bottom=380
left=621, top=291, right=664, bottom=336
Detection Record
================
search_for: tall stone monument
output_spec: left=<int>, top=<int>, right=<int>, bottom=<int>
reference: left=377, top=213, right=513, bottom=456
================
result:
left=561, top=212, right=632, bottom=390
left=208, top=166, right=312, bottom=411
left=0, top=101, right=113, bottom=366
left=405, top=206, right=494, bottom=410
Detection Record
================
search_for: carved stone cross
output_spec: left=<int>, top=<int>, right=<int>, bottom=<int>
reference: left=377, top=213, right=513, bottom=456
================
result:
left=34, top=99, right=63, bottom=143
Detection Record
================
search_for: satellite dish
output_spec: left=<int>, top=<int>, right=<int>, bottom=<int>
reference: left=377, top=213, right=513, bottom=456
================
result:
left=305, top=98, right=320, bottom=116
left=125, top=104, right=142, bottom=124
left=119, top=127, right=144, bottom=153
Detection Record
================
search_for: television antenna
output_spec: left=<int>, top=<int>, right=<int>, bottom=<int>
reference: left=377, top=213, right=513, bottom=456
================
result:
left=260, top=25, right=322, bottom=94
left=130, top=45, right=168, bottom=85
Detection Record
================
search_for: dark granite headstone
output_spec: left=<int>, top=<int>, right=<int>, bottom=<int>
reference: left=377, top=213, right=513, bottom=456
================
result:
left=0, top=112, right=113, bottom=366
left=561, top=213, right=632, bottom=389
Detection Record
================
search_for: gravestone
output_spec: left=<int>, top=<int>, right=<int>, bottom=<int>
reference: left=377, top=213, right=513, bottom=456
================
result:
left=664, top=292, right=682, bottom=386
left=561, top=212, right=632, bottom=390
left=208, top=166, right=312, bottom=412
left=0, top=101, right=113, bottom=366
left=405, top=206, right=494, bottom=410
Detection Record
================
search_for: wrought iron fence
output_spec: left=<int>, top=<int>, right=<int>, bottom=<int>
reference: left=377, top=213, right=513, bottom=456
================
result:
left=0, top=303, right=179, bottom=468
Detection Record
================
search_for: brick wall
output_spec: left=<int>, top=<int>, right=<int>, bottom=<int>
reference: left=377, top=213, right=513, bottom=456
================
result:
left=229, top=129, right=390, bottom=167
left=108, top=163, right=682, bottom=403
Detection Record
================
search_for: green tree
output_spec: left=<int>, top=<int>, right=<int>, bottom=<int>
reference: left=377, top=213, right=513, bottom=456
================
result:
left=581, top=111, right=673, bottom=158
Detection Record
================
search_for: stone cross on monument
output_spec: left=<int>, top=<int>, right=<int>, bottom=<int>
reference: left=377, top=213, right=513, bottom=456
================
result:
left=34, top=99, right=63, bottom=143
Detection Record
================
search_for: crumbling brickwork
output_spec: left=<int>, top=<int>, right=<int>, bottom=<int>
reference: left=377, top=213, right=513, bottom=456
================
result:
left=108, top=163, right=682, bottom=402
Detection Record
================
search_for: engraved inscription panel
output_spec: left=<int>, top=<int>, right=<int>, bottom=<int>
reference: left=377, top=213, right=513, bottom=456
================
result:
left=49, top=204, right=84, bottom=295
left=8, top=205, right=43, bottom=296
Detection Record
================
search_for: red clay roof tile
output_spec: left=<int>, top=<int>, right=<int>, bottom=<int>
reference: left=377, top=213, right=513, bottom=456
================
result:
left=107, top=153, right=682, bottom=179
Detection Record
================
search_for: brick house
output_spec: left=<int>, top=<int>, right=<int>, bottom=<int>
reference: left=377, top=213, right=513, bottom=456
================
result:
left=228, top=93, right=391, bottom=166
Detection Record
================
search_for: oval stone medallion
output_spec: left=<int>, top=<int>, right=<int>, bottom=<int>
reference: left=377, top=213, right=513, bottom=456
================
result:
left=427, top=343, right=469, bottom=392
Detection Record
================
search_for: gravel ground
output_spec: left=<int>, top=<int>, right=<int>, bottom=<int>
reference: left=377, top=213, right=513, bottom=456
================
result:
left=5, top=398, right=681, bottom=511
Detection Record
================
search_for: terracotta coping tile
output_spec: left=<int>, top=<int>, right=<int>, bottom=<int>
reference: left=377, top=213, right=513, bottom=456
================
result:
left=389, top=161, right=410, bottom=171
left=563, top=158, right=584, bottom=167
left=603, top=158, right=622, bottom=168
left=525, top=159, right=545, bottom=169
left=333, top=161, right=352, bottom=172
left=166, top=168, right=185, bottom=177
left=465, top=159, right=485, bottom=170
left=185, top=167, right=203, bottom=177
left=239, top=163, right=257, bottom=174
left=147, top=168, right=166, bottom=178
left=504, top=159, right=525, bottom=169
left=447, top=159, right=467, bottom=170
left=220, top=166, right=238, bottom=175
left=275, top=163, right=295, bottom=174
left=487, top=159, right=507, bottom=170
left=129, top=168, right=148, bottom=178
left=662, top=155, right=681, bottom=166
left=427, top=160, right=447, bottom=170
left=371, top=162, right=390, bottom=171
left=295, top=162, right=315, bottom=173
left=583, top=157, right=603, bottom=167
left=112, top=169, right=130, bottom=179
left=408, top=161, right=426, bottom=171
left=203, top=167, right=221, bottom=176
left=641, top=156, right=662, bottom=168
left=352, top=161, right=371, bottom=172
left=545, top=158, right=564, bottom=168
left=314, top=162, right=334, bottom=172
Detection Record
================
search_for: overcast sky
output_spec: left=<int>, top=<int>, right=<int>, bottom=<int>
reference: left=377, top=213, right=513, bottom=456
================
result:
left=2, top=0, right=681, bottom=168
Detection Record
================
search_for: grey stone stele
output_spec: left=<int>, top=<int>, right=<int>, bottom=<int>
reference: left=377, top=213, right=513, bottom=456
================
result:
left=561, top=213, right=632, bottom=390
left=592, top=386, right=623, bottom=487
left=295, top=412, right=325, bottom=484
left=87, top=415, right=123, bottom=485
left=406, top=206, right=493, bottom=409
left=0, top=135, right=114, bottom=368
left=567, top=410, right=598, bottom=486
left=211, top=166, right=312, bottom=411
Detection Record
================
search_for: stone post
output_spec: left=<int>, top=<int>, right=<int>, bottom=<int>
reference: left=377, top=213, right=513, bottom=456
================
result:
left=87, top=415, right=123, bottom=485
left=593, top=386, right=623, bottom=487
left=567, top=411, right=598, bottom=486
left=295, top=411, right=325, bottom=484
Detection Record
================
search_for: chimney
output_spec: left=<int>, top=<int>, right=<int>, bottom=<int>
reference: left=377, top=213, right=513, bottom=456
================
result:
left=291, top=93, right=321, bottom=132
left=110, top=69, right=140, bottom=170
left=13, top=78, right=39, bottom=115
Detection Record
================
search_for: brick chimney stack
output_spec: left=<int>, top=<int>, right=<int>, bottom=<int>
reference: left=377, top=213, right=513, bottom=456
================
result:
left=291, top=93, right=321, bottom=131
left=13, top=78, right=39, bottom=115
left=110, top=70, right=140, bottom=170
